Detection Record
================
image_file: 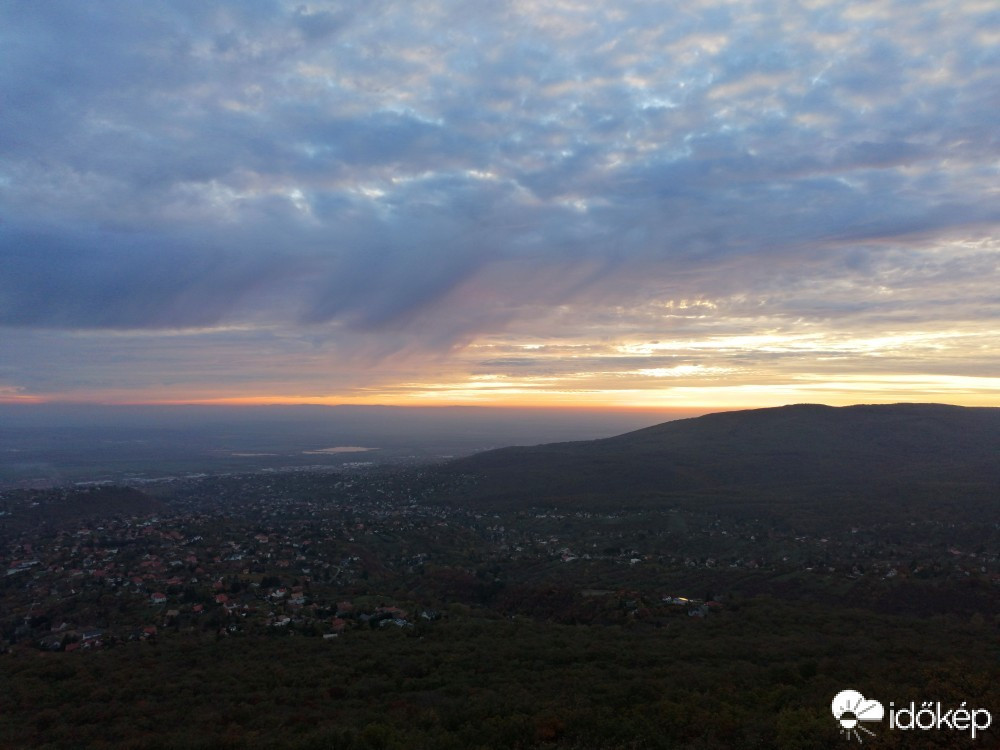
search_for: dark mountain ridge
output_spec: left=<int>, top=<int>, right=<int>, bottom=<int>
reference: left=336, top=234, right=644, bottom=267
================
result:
left=443, top=403, right=1000, bottom=529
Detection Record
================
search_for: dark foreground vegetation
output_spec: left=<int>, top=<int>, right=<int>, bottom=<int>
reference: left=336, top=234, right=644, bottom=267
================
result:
left=3, top=601, right=996, bottom=750
left=1, top=404, right=997, bottom=748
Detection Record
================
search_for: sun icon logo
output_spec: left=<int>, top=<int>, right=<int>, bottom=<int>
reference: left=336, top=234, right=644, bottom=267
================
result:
left=831, top=689, right=885, bottom=743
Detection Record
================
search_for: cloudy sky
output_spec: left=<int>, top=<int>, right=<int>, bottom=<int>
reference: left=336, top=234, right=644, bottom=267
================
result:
left=2, top=0, right=998, bottom=409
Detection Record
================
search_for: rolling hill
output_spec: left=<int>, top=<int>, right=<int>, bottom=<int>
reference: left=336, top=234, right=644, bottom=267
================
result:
left=441, top=403, right=1000, bottom=529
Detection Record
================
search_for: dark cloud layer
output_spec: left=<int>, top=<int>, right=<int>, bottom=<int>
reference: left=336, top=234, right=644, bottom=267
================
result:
left=1, top=0, right=998, bottom=402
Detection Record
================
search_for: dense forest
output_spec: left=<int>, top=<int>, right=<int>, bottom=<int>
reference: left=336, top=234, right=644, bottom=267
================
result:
left=2, top=599, right=997, bottom=749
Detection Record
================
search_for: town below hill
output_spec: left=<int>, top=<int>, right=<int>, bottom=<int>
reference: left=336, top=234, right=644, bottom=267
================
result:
left=1, top=404, right=997, bottom=748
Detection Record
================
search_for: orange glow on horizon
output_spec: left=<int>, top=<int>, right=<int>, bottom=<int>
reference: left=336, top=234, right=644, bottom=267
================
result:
left=4, top=385, right=997, bottom=411
left=0, top=392, right=715, bottom=416
left=4, top=368, right=998, bottom=411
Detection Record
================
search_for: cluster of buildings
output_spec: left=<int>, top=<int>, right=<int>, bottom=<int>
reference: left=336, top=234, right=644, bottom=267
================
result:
left=1, top=469, right=996, bottom=652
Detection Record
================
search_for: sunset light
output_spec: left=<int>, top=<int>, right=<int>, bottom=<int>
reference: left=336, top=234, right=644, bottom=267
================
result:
left=1, top=0, right=997, bottom=410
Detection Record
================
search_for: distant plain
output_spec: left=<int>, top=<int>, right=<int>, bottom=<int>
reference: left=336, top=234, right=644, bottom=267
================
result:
left=0, top=404, right=691, bottom=487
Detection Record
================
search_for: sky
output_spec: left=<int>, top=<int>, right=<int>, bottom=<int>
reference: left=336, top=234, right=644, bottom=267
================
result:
left=2, top=0, right=999, bottom=410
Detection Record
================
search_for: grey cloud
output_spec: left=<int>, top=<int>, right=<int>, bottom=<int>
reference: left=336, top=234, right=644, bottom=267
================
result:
left=1, top=0, right=998, bottom=358
left=292, top=7, right=354, bottom=42
left=0, top=224, right=295, bottom=329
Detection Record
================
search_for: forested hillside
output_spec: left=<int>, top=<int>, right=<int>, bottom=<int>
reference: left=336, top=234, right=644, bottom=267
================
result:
left=443, top=404, right=1000, bottom=530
